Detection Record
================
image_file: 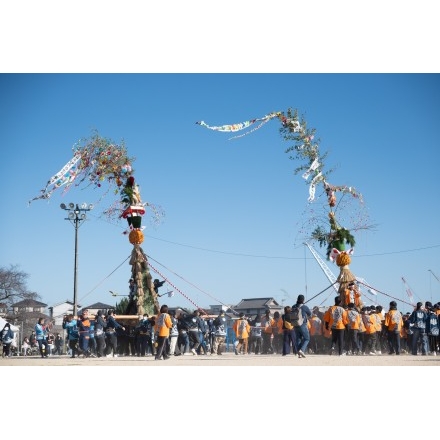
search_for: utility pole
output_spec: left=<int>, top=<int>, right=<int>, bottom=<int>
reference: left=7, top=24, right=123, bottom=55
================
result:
left=60, top=202, right=93, bottom=316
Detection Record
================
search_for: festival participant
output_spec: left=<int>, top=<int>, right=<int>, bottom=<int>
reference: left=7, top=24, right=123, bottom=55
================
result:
left=383, top=301, right=402, bottom=355
left=261, top=310, right=274, bottom=354
left=1, top=323, right=14, bottom=358
left=360, top=307, right=377, bottom=355
left=281, top=306, right=296, bottom=356
left=211, top=310, right=227, bottom=355
left=408, top=302, right=429, bottom=355
left=63, top=314, right=81, bottom=358
left=344, top=282, right=362, bottom=309
left=271, top=311, right=284, bottom=354
left=346, top=303, right=361, bottom=355
left=233, top=313, right=250, bottom=355
left=293, top=294, right=312, bottom=358
left=77, top=309, right=91, bottom=357
left=154, top=304, right=173, bottom=360
left=94, top=310, right=107, bottom=358
left=105, top=310, right=125, bottom=358
left=35, top=317, right=50, bottom=358
left=324, top=296, right=348, bottom=356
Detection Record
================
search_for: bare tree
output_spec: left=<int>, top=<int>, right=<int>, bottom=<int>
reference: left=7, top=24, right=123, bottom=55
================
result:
left=0, top=264, right=40, bottom=306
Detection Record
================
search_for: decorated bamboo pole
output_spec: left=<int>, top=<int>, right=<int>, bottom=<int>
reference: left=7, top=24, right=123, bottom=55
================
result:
left=196, top=109, right=370, bottom=308
left=30, top=131, right=163, bottom=317
left=121, top=176, right=161, bottom=316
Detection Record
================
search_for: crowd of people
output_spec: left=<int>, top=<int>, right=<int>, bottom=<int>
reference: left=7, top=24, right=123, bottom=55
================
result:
left=3, top=292, right=439, bottom=360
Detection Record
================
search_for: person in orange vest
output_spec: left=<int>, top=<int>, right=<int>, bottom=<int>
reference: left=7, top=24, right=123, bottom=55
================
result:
left=154, top=304, right=173, bottom=360
left=344, top=281, right=362, bottom=309
left=371, top=305, right=384, bottom=355
left=261, top=310, right=274, bottom=354
left=383, top=301, right=403, bottom=355
left=309, top=310, right=323, bottom=354
left=361, top=306, right=377, bottom=355
left=346, top=302, right=361, bottom=355
left=323, top=296, right=349, bottom=356
left=233, top=313, right=251, bottom=355
left=271, top=311, right=284, bottom=354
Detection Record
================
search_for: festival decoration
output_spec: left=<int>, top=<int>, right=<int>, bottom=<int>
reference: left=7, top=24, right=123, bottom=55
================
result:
left=196, top=112, right=280, bottom=140
left=197, top=107, right=371, bottom=306
left=29, top=131, right=161, bottom=316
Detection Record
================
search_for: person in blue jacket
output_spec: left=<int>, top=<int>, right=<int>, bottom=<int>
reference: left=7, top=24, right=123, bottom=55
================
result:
left=63, top=314, right=80, bottom=358
left=1, top=323, right=14, bottom=358
left=35, top=317, right=50, bottom=358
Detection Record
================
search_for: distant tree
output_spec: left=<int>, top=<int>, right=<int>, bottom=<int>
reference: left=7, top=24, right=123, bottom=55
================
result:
left=115, top=298, right=128, bottom=315
left=0, top=264, right=41, bottom=307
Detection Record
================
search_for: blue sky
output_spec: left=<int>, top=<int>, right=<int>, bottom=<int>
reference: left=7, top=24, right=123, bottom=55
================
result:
left=1, top=73, right=439, bottom=315
left=2, top=2, right=439, bottom=430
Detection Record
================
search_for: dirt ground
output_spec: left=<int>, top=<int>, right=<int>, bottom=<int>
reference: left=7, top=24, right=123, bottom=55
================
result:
left=2, top=352, right=439, bottom=366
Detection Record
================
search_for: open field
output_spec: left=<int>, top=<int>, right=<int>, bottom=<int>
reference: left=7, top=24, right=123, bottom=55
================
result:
left=2, top=352, right=439, bottom=366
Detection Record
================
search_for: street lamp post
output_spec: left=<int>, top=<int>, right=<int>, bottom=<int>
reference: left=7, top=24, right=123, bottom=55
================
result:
left=60, top=202, right=93, bottom=316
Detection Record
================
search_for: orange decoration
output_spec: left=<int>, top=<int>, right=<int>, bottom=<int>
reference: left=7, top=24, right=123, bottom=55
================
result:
left=129, top=229, right=144, bottom=245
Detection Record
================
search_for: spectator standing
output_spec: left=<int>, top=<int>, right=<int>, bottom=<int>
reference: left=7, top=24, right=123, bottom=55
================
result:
left=293, top=294, right=312, bottom=358
left=29, top=330, right=37, bottom=347
left=1, top=323, right=14, bottom=358
left=22, top=336, right=30, bottom=356
left=105, top=310, right=125, bottom=357
left=233, top=312, right=250, bottom=355
left=154, top=304, right=173, bottom=360
left=35, top=317, right=50, bottom=358
left=47, top=332, right=55, bottom=356
left=212, top=310, right=227, bottom=355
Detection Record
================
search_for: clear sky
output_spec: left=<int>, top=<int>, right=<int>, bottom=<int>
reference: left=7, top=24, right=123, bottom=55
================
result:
left=1, top=73, right=439, bottom=315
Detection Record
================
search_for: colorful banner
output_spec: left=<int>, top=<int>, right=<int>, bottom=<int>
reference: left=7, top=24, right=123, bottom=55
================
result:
left=196, top=112, right=280, bottom=138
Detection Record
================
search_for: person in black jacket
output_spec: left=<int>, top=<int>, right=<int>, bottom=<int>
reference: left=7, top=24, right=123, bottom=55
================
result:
left=408, top=302, right=429, bottom=355
left=104, top=310, right=125, bottom=358
left=282, top=306, right=297, bottom=356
